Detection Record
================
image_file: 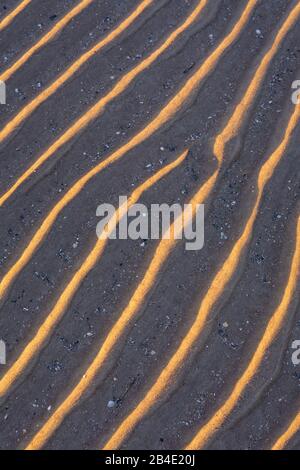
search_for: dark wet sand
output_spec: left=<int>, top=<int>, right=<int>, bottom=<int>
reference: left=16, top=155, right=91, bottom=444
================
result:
left=0, top=0, right=299, bottom=450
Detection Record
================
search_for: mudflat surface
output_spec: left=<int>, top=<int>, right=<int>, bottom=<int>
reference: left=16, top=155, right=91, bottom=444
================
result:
left=0, top=0, right=299, bottom=450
